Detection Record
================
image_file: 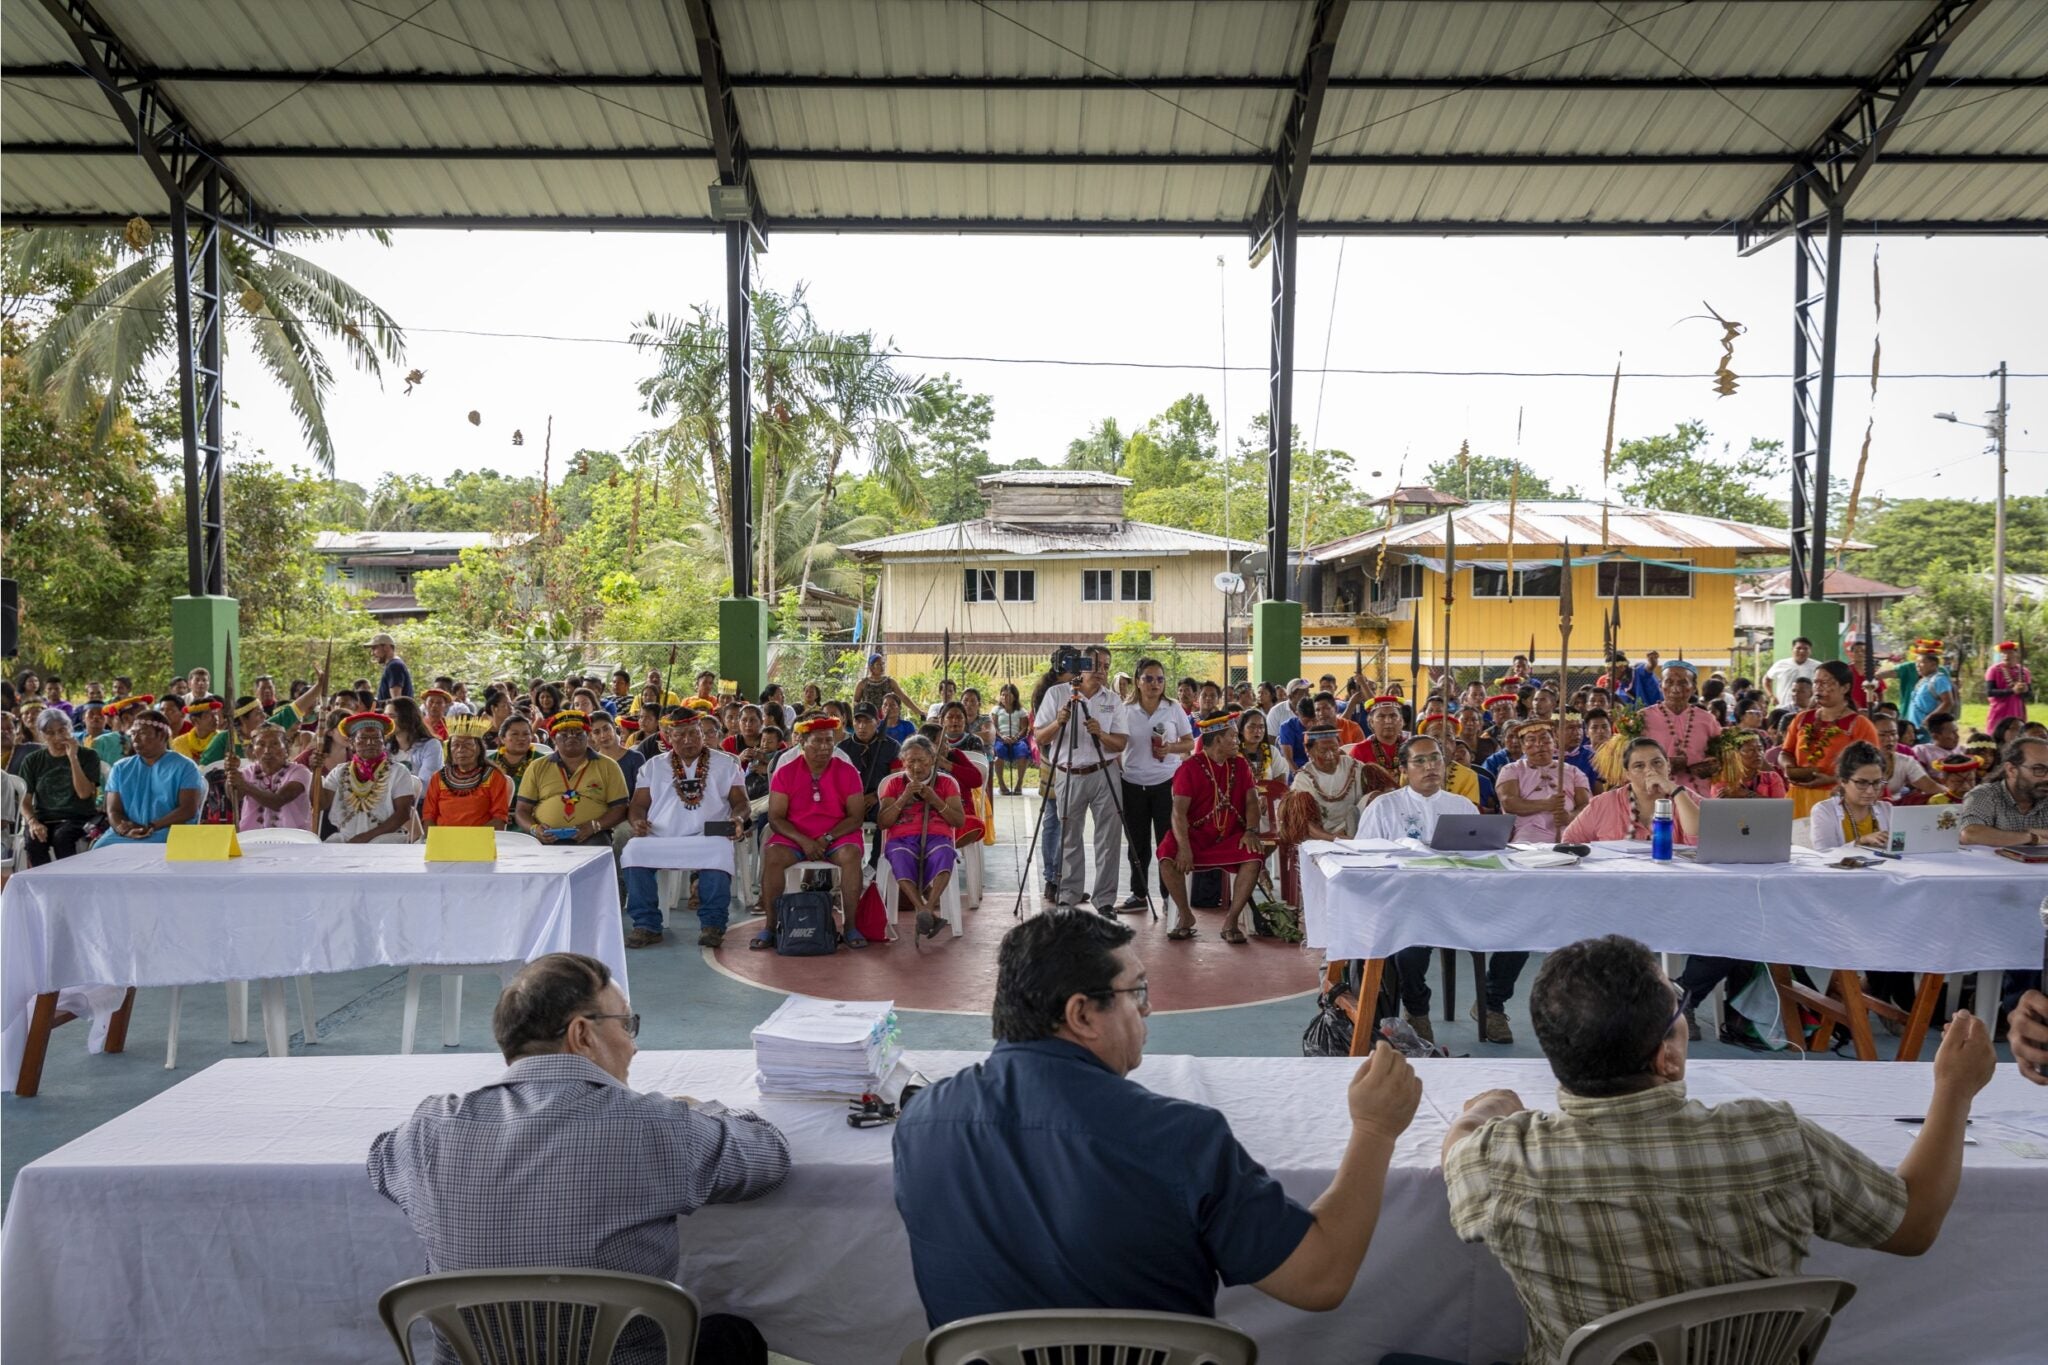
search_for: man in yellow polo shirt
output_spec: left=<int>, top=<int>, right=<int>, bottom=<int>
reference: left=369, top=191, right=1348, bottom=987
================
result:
left=171, top=696, right=223, bottom=761
left=514, top=710, right=630, bottom=845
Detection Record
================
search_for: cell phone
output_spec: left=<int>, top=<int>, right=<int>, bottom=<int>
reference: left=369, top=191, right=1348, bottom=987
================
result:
left=703, top=820, right=736, bottom=836
left=546, top=826, right=580, bottom=840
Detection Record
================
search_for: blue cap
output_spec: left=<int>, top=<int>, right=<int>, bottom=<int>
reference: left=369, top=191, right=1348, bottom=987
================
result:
left=868, top=652, right=885, bottom=663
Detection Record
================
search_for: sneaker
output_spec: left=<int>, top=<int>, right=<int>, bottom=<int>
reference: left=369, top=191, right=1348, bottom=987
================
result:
left=1469, top=1000, right=1513, bottom=1045
left=696, top=926, right=725, bottom=948
left=1403, top=1011, right=1436, bottom=1045
left=1043, top=881, right=1059, bottom=904
left=625, top=927, right=663, bottom=949
left=1685, top=1009, right=1702, bottom=1042
left=1114, top=894, right=1149, bottom=912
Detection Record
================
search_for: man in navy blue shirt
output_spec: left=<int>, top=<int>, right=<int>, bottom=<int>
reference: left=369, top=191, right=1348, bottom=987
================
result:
left=893, top=910, right=1421, bottom=1329
left=370, top=632, right=413, bottom=702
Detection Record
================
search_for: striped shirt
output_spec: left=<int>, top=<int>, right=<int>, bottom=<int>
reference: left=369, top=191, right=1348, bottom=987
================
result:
left=369, top=1053, right=791, bottom=1365
left=1445, top=1081, right=1906, bottom=1365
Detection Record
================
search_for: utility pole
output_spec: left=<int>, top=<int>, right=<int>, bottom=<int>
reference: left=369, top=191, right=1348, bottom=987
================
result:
left=1993, top=360, right=2009, bottom=648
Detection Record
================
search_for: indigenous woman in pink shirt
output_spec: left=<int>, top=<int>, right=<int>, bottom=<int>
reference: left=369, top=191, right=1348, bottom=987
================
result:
left=1563, top=737, right=1702, bottom=846
left=1636, top=662, right=1720, bottom=796
left=754, top=714, right=869, bottom=950
left=230, top=723, right=312, bottom=831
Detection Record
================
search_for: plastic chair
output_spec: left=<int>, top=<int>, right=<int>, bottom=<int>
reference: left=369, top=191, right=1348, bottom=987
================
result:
left=496, top=829, right=540, bottom=853
left=401, top=959, right=524, bottom=1053
left=379, top=1267, right=700, bottom=1365
left=873, top=844, right=964, bottom=940
left=1555, top=1275, right=1857, bottom=1365
left=960, top=754, right=991, bottom=907
left=916, top=1309, right=1257, bottom=1365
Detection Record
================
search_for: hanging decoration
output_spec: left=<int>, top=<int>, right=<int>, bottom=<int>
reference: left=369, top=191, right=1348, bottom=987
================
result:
left=1681, top=303, right=1745, bottom=397
left=1600, top=354, right=1621, bottom=551
left=466, top=410, right=481, bottom=426
left=1457, top=438, right=1472, bottom=499
left=402, top=368, right=426, bottom=395
left=123, top=216, right=155, bottom=251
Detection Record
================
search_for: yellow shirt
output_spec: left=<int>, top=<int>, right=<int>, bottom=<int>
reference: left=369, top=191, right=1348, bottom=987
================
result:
left=629, top=690, right=686, bottom=716
left=171, top=728, right=213, bottom=761
left=1401, top=763, right=1482, bottom=804
left=516, top=752, right=629, bottom=827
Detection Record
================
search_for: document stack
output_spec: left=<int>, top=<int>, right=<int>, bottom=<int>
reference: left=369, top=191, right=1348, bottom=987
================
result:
left=751, top=994, right=903, bottom=1099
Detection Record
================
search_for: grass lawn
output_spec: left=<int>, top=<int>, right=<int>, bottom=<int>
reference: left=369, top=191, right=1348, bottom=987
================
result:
left=1957, top=703, right=1991, bottom=733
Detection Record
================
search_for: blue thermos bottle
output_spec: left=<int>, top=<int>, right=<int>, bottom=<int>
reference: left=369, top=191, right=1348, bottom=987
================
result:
left=1650, top=798, right=1675, bottom=862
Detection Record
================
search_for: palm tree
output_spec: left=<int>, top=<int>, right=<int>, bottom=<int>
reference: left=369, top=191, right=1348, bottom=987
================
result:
left=7, top=226, right=404, bottom=475
left=794, top=330, right=932, bottom=604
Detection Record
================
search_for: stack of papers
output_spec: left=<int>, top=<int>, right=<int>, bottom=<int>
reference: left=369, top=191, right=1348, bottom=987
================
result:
left=751, top=994, right=903, bottom=1099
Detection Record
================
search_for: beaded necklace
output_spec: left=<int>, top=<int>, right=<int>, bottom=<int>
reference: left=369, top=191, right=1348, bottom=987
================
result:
left=553, top=756, right=592, bottom=821
left=1302, top=754, right=1357, bottom=804
left=439, top=762, right=487, bottom=794
left=343, top=755, right=392, bottom=815
left=669, top=747, right=709, bottom=808
left=1197, top=753, right=1245, bottom=836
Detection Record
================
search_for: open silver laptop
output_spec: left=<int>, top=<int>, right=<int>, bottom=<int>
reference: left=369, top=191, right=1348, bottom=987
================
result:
left=1689, top=798, right=1793, bottom=864
left=1886, top=804, right=1963, bottom=855
left=1427, top=813, right=1516, bottom=851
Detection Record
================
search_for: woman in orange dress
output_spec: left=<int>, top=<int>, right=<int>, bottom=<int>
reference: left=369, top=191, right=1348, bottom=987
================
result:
left=1778, top=660, right=1879, bottom=819
left=420, top=716, right=510, bottom=828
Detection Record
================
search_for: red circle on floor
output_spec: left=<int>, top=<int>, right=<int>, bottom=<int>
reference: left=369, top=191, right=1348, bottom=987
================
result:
left=708, top=902, right=1323, bottom=1014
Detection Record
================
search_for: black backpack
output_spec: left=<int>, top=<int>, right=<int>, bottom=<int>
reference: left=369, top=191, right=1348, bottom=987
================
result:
left=775, top=864, right=841, bottom=956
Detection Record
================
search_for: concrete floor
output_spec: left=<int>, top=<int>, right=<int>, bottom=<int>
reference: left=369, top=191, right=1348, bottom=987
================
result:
left=2, top=790, right=1995, bottom=1209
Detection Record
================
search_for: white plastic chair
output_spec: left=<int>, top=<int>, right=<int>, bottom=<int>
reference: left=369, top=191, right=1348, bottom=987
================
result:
left=916, top=1309, right=1256, bottom=1365
left=1556, top=1275, right=1856, bottom=1365
left=873, top=844, right=964, bottom=940
left=166, top=825, right=324, bottom=1066
left=401, top=959, right=523, bottom=1053
left=379, top=1268, right=701, bottom=1365
left=960, top=754, right=991, bottom=908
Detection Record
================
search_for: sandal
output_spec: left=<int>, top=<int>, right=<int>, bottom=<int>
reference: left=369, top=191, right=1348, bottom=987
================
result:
left=1220, top=926, right=1249, bottom=945
left=917, top=909, right=943, bottom=940
left=1166, top=923, right=1198, bottom=941
left=843, top=928, right=869, bottom=949
left=748, top=931, right=774, bottom=951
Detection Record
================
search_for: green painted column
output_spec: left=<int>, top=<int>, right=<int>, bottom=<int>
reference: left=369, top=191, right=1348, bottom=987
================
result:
left=718, top=597, right=769, bottom=699
left=1772, top=598, right=1845, bottom=664
left=171, top=595, right=239, bottom=689
left=1251, top=600, right=1303, bottom=684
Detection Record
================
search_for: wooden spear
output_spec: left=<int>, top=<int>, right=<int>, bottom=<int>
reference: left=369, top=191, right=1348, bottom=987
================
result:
left=1557, top=540, right=1575, bottom=829
left=1440, top=510, right=1457, bottom=709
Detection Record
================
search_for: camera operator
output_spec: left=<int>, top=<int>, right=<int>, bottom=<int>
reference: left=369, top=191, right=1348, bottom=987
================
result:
left=1033, top=645, right=1129, bottom=911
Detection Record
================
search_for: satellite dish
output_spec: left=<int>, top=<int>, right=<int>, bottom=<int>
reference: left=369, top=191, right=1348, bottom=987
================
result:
left=1214, top=571, right=1245, bottom=594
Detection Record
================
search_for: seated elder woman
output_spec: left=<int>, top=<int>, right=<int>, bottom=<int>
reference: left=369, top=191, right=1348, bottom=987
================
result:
left=1157, top=709, right=1266, bottom=945
left=754, top=713, right=869, bottom=950
left=875, top=735, right=966, bottom=941
left=1561, top=735, right=1701, bottom=846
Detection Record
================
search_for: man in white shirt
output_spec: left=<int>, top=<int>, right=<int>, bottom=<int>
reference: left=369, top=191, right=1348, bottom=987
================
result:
left=925, top=677, right=959, bottom=723
left=624, top=712, right=750, bottom=949
left=1354, top=736, right=1479, bottom=1044
left=1115, top=657, right=1195, bottom=911
left=1267, top=678, right=1310, bottom=740
left=1033, top=646, right=1130, bottom=910
left=1763, top=636, right=1819, bottom=707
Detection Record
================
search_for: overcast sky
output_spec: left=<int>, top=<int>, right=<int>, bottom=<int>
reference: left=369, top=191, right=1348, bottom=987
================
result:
left=221, top=228, right=2045, bottom=512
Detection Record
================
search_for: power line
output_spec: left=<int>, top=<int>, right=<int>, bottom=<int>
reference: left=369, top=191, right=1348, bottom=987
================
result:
left=215, top=0, right=445, bottom=142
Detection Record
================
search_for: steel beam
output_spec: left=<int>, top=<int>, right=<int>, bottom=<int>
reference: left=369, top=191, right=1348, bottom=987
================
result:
left=1786, top=185, right=1845, bottom=603
left=13, top=210, right=2048, bottom=238
left=8, top=63, right=2037, bottom=93
left=29, top=0, right=274, bottom=244
left=1266, top=208, right=1299, bottom=602
left=169, top=170, right=228, bottom=598
left=680, top=0, right=766, bottom=244
left=1252, top=0, right=1349, bottom=261
left=21, top=142, right=2048, bottom=169
left=725, top=222, right=755, bottom=600
left=1736, top=0, right=1991, bottom=255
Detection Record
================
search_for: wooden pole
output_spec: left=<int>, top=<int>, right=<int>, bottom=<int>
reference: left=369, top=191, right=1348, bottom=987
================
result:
left=1557, top=540, right=1575, bottom=826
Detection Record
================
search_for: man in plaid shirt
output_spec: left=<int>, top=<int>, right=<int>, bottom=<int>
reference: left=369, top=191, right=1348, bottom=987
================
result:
left=369, top=953, right=790, bottom=1365
left=1430, top=935, right=1995, bottom=1365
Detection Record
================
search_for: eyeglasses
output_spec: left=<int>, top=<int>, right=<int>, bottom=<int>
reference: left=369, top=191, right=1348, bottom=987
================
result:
left=580, top=1011, right=641, bottom=1038
left=1844, top=776, right=1886, bottom=790
left=2017, top=763, right=2048, bottom=779
left=1095, top=982, right=1150, bottom=1011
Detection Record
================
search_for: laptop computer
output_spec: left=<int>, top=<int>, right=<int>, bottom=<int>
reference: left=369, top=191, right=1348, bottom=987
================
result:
left=1427, top=813, right=1516, bottom=851
left=1689, top=798, right=1793, bottom=864
left=1886, top=803, right=1963, bottom=855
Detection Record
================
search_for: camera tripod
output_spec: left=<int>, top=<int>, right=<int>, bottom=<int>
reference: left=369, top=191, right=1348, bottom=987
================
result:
left=1010, top=674, right=1155, bottom=921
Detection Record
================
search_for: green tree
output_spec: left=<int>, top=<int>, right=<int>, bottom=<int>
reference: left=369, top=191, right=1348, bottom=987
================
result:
left=794, top=329, right=932, bottom=600
left=910, top=374, right=996, bottom=524
left=1610, top=422, right=1787, bottom=525
left=7, top=227, right=405, bottom=473
left=1851, top=496, right=2048, bottom=588
left=202, top=454, right=361, bottom=634
left=1064, top=417, right=1124, bottom=473
left=1881, top=558, right=2048, bottom=689
left=1423, top=452, right=1579, bottom=501
left=1120, top=394, right=1218, bottom=495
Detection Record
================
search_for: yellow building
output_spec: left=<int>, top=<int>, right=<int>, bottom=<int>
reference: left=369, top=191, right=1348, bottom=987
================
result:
left=844, top=471, right=1255, bottom=676
left=1293, top=494, right=1862, bottom=681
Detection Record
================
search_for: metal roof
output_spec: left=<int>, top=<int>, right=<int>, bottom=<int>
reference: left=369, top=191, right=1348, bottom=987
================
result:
left=846, top=517, right=1256, bottom=558
left=978, top=469, right=1130, bottom=486
left=1309, top=498, right=1875, bottom=557
left=312, top=530, right=527, bottom=554
left=4, top=0, right=2044, bottom=235
left=1739, top=567, right=1915, bottom=598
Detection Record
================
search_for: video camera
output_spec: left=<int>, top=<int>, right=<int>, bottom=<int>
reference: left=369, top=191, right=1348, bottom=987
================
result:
left=1049, top=644, right=1092, bottom=677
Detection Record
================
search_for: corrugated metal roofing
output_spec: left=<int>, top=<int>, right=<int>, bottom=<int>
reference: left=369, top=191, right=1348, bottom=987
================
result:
left=313, top=530, right=527, bottom=553
left=978, top=469, right=1130, bottom=486
left=1310, top=500, right=1874, bottom=558
left=2, top=0, right=2043, bottom=232
left=846, top=518, right=1255, bottom=558
left=1739, top=568, right=1915, bottom=599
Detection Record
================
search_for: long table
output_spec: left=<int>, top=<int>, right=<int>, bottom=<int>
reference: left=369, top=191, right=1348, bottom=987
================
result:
left=1303, top=840, right=2048, bottom=1056
left=3, top=1051, right=2042, bottom=1365
left=1, top=843, right=627, bottom=1093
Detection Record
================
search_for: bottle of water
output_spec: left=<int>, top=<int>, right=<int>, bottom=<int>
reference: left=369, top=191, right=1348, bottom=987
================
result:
left=1650, top=797, right=1675, bottom=861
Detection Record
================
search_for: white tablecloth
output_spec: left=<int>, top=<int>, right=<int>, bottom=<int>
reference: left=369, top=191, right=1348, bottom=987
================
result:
left=619, top=835, right=735, bottom=876
left=1302, top=841, right=2048, bottom=972
left=0, top=843, right=627, bottom=1087
left=3, top=1050, right=2041, bottom=1365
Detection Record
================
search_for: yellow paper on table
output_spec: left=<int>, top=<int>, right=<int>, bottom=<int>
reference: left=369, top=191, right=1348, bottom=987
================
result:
left=424, top=826, right=497, bottom=862
left=166, top=825, right=242, bottom=860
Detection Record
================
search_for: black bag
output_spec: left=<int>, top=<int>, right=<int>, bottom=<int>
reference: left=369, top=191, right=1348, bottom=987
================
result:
left=1302, top=986, right=1354, bottom=1057
left=1191, top=868, right=1224, bottom=909
left=774, top=890, right=838, bottom=956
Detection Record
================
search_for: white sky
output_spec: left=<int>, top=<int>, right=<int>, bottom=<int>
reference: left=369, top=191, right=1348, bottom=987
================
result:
left=224, top=228, right=2046, bottom=512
